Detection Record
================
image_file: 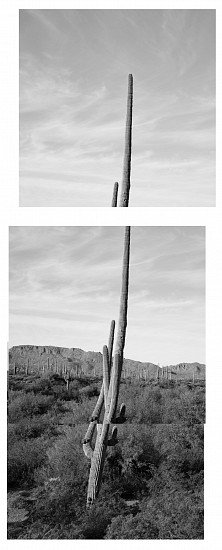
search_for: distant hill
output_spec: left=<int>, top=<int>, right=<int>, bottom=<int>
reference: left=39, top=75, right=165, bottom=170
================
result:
left=8, top=345, right=206, bottom=381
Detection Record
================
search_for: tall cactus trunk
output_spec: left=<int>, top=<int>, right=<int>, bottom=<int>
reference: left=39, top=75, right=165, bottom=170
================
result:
left=107, top=226, right=130, bottom=420
left=119, top=75, right=133, bottom=207
left=111, top=182, right=119, bottom=207
left=84, top=227, right=130, bottom=506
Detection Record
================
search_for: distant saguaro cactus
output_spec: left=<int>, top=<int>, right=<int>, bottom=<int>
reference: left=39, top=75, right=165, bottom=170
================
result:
left=26, top=359, right=29, bottom=376
left=83, top=227, right=130, bottom=506
left=119, top=75, right=133, bottom=207
left=66, top=371, right=70, bottom=392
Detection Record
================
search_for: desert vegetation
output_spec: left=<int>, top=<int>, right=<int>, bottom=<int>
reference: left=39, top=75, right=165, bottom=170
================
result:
left=7, top=370, right=204, bottom=539
left=8, top=226, right=205, bottom=538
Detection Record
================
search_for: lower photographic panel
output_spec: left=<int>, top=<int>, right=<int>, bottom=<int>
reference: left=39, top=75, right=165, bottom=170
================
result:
left=8, top=226, right=205, bottom=539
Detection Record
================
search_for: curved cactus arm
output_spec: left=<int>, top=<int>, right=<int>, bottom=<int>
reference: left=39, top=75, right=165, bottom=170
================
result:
left=111, top=182, right=118, bottom=207
left=114, top=403, right=126, bottom=424
left=83, top=320, right=116, bottom=459
left=82, top=385, right=104, bottom=459
left=108, top=319, right=115, bottom=368
left=103, top=345, right=109, bottom=409
left=119, top=75, right=133, bottom=207
left=83, top=438, right=94, bottom=460
left=107, top=426, right=118, bottom=446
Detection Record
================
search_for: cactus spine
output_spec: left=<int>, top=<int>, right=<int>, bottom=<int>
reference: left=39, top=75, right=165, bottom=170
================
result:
left=84, top=227, right=130, bottom=506
left=119, top=75, right=133, bottom=207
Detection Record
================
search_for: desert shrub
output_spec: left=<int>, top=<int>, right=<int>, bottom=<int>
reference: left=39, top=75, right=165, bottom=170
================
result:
left=102, top=425, right=161, bottom=501
left=32, top=427, right=88, bottom=526
left=70, top=397, right=98, bottom=424
left=118, top=380, right=205, bottom=425
left=24, top=377, right=52, bottom=395
left=80, top=495, right=126, bottom=539
left=162, top=429, right=203, bottom=481
left=18, top=522, right=84, bottom=540
left=32, top=478, right=86, bottom=526
left=79, top=385, right=99, bottom=399
left=105, top=512, right=159, bottom=539
left=8, top=380, right=25, bottom=391
left=8, top=437, right=47, bottom=489
left=10, top=414, right=57, bottom=441
left=8, top=392, right=54, bottom=422
left=145, top=475, right=203, bottom=539
left=163, top=388, right=204, bottom=424
left=105, top=484, right=203, bottom=540
left=151, top=424, right=204, bottom=475
left=44, top=426, right=87, bottom=480
left=51, top=385, right=70, bottom=400
left=133, top=388, right=163, bottom=423
left=7, top=423, right=20, bottom=446
left=69, top=379, right=81, bottom=391
left=7, top=389, right=24, bottom=406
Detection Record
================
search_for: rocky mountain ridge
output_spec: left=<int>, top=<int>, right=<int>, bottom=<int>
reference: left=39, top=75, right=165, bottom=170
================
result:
left=9, top=345, right=206, bottom=380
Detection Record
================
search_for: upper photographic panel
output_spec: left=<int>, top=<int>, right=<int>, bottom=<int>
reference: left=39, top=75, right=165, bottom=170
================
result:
left=19, top=9, right=215, bottom=207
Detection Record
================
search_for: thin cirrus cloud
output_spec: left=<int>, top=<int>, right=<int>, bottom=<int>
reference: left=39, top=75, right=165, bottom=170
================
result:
left=9, top=227, right=205, bottom=365
left=19, top=9, right=215, bottom=206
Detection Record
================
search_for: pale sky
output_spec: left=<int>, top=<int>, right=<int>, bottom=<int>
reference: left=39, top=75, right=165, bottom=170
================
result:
left=9, top=226, right=205, bottom=365
left=19, top=9, right=215, bottom=207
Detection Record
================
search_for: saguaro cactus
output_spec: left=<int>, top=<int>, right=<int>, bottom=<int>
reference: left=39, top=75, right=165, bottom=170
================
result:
left=26, top=359, right=29, bottom=376
left=66, top=371, right=70, bottom=392
left=119, top=75, right=133, bottom=207
left=83, top=227, right=130, bottom=506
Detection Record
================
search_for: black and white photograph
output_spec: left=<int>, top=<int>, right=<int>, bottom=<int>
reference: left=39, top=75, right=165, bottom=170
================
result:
left=8, top=225, right=205, bottom=539
left=2, top=1, right=221, bottom=545
left=19, top=9, right=215, bottom=207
